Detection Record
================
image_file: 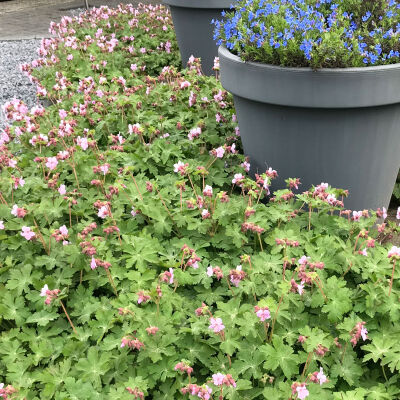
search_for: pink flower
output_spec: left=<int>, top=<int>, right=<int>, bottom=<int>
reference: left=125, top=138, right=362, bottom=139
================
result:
left=383, top=207, right=388, bottom=220
left=203, top=185, right=213, bottom=197
left=130, top=63, right=138, bottom=71
left=202, top=209, right=211, bottom=219
left=360, top=326, right=368, bottom=341
left=67, top=54, right=73, bottom=61
left=209, top=317, right=225, bottom=333
left=59, top=109, right=67, bottom=119
left=131, top=206, right=137, bottom=217
left=316, top=367, right=327, bottom=385
left=99, top=164, right=109, bottom=175
left=146, top=326, right=159, bottom=335
left=360, top=248, right=368, bottom=256
left=296, top=384, right=309, bottom=399
left=77, top=136, right=88, bottom=150
left=91, top=256, right=97, bottom=270
left=255, top=306, right=271, bottom=321
left=21, top=226, right=35, bottom=240
left=212, top=373, right=225, bottom=386
left=215, top=146, right=225, bottom=158
left=297, top=281, right=305, bottom=295
left=397, top=206, right=400, bottom=220
left=45, top=157, right=58, bottom=170
left=298, top=256, right=309, bottom=266
left=58, top=184, right=66, bottom=195
left=11, top=204, right=18, bottom=216
left=241, top=161, right=250, bottom=172
left=173, top=161, right=188, bottom=175
left=388, top=246, right=400, bottom=259
left=232, top=173, right=244, bottom=185
left=59, top=225, right=68, bottom=236
left=137, top=291, right=151, bottom=304
left=207, top=266, right=214, bottom=277
left=180, top=80, right=191, bottom=89
left=0, top=221, right=4, bottom=230
left=188, top=127, right=201, bottom=140
left=40, top=284, right=49, bottom=297
left=352, top=211, right=362, bottom=221
left=98, top=205, right=109, bottom=219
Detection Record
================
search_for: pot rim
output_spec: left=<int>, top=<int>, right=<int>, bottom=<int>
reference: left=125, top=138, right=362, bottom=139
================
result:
left=163, top=0, right=233, bottom=9
left=218, top=46, right=400, bottom=108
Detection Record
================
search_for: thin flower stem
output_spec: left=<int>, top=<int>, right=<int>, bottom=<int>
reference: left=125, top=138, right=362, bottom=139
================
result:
left=33, top=218, right=50, bottom=255
left=69, top=202, right=72, bottom=228
left=269, top=293, right=284, bottom=342
left=186, top=173, right=198, bottom=198
left=257, top=233, right=264, bottom=251
left=301, top=352, right=313, bottom=378
left=389, top=260, right=396, bottom=297
left=340, top=342, right=348, bottom=364
left=155, top=186, right=175, bottom=222
left=0, top=191, right=8, bottom=205
left=129, top=172, right=143, bottom=201
left=225, top=277, right=235, bottom=297
left=60, top=300, right=77, bottom=335
left=106, top=268, right=118, bottom=297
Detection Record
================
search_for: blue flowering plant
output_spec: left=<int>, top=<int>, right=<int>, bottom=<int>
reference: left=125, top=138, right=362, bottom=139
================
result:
left=214, top=0, right=400, bottom=68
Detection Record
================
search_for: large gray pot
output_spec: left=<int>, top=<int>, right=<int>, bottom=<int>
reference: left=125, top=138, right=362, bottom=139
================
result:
left=163, top=0, right=232, bottom=75
left=219, top=46, right=400, bottom=211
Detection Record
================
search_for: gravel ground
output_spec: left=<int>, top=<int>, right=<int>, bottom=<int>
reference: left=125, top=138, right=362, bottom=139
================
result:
left=0, top=8, right=84, bottom=130
left=0, top=39, right=42, bottom=129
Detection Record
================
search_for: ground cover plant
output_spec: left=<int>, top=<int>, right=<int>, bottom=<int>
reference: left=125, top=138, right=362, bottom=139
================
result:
left=1, top=3, right=400, bottom=400
left=214, top=0, right=400, bottom=68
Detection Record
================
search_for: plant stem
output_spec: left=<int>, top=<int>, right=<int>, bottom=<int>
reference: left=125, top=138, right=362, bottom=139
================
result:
left=269, top=293, right=284, bottom=342
left=106, top=268, right=118, bottom=297
left=129, top=172, right=143, bottom=201
left=33, top=217, right=50, bottom=255
left=60, top=300, right=77, bottom=335
left=389, top=260, right=396, bottom=297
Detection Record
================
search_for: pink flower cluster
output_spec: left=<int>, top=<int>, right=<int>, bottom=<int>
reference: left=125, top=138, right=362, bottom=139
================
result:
left=174, top=361, right=193, bottom=376
left=174, top=160, right=189, bottom=176
left=146, top=326, right=159, bottom=335
left=206, top=266, right=223, bottom=280
left=254, top=306, right=271, bottom=321
left=11, top=204, right=27, bottom=218
left=120, top=336, right=144, bottom=350
left=159, top=268, right=174, bottom=284
left=291, top=382, right=309, bottom=399
left=241, top=222, right=265, bottom=234
left=309, top=367, right=328, bottom=385
left=181, top=384, right=212, bottom=400
left=275, top=238, right=299, bottom=247
left=126, top=387, right=144, bottom=399
left=181, top=244, right=201, bottom=269
left=137, top=291, right=151, bottom=304
left=40, top=284, right=60, bottom=305
left=90, top=257, right=111, bottom=270
left=51, top=225, right=69, bottom=245
left=229, top=265, right=246, bottom=287
left=388, top=246, right=400, bottom=260
left=0, top=383, right=17, bottom=400
left=350, top=322, right=368, bottom=347
left=212, top=373, right=236, bottom=387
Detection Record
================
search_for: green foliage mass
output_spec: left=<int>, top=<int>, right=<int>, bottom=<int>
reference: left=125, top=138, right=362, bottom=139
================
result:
left=0, top=4, right=400, bottom=400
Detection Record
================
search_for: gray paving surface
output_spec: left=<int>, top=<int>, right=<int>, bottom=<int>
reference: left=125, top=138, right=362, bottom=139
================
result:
left=0, top=0, right=157, bottom=40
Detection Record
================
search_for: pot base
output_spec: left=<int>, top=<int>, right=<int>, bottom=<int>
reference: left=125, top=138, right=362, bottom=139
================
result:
left=234, top=95, right=400, bottom=210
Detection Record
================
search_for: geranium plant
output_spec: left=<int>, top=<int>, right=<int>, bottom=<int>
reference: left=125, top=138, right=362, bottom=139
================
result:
left=1, top=4, right=400, bottom=400
left=214, top=0, right=400, bottom=68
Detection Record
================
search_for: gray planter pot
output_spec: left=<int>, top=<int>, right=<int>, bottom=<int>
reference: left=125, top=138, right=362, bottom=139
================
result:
left=163, top=0, right=232, bottom=75
left=219, top=46, right=400, bottom=211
